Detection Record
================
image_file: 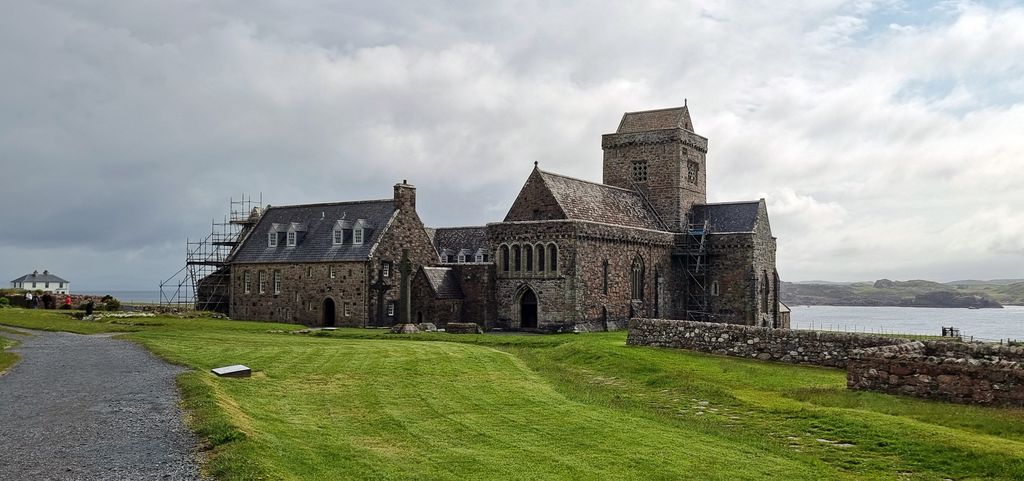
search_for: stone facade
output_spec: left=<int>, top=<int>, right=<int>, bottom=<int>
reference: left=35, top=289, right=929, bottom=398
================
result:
left=848, top=341, right=1024, bottom=406
left=627, top=318, right=907, bottom=368
left=228, top=183, right=436, bottom=327
left=226, top=104, right=782, bottom=332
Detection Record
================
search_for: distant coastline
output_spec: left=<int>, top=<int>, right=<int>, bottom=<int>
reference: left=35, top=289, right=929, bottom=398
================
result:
left=781, top=279, right=1024, bottom=309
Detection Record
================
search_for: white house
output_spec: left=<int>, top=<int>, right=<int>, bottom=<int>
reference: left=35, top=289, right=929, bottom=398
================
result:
left=10, top=270, right=70, bottom=294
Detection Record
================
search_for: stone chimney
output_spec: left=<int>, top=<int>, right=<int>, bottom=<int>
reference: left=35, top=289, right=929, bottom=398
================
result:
left=43, top=270, right=49, bottom=276
left=394, top=180, right=416, bottom=212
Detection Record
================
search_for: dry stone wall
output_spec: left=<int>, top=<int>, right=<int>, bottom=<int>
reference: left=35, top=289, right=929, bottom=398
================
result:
left=627, top=318, right=907, bottom=368
left=848, top=341, right=1024, bottom=406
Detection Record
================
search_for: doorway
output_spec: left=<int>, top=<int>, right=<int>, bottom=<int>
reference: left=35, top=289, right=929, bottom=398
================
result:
left=520, top=289, right=538, bottom=329
left=323, top=298, right=336, bottom=327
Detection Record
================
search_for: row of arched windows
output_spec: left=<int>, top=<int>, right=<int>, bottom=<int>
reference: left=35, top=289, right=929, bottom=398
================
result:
left=499, top=243, right=558, bottom=275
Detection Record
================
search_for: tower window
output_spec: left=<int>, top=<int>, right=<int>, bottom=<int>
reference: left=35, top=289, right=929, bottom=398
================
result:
left=631, top=160, right=648, bottom=183
left=687, top=161, right=699, bottom=185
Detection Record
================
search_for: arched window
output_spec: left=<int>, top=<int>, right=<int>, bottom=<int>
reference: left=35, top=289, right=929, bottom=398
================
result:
left=500, top=245, right=510, bottom=272
left=525, top=244, right=533, bottom=272
left=710, top=280, right=720, bottom=296
left=630, top=256, right=645, bottom=301
left=548, top=243, right=557, bottom=272
left=536, top=244, right=545, bottom=273
left=513, top=244, right=522, bottom=271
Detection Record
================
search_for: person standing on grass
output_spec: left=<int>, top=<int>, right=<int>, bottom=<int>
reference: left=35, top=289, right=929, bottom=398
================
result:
left=64, top=294, right=72, bottom=309
left=25, top=292, right=33, bottom=308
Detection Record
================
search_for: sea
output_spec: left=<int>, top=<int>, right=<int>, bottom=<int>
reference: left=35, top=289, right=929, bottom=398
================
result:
left=790, top=305, right=1024, bottom=342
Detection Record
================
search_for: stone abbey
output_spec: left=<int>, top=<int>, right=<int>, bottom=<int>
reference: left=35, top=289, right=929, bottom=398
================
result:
left=226, top=104, right=785, bottom=331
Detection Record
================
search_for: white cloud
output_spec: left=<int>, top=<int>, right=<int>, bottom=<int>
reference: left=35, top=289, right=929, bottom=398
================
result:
left=1, top=0, right=1022, bottom=287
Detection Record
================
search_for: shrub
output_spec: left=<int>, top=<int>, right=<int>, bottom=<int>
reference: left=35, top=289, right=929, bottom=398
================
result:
left=104, top=298, right=122, bottom=311
left=0, top=297, right=10, bottom=308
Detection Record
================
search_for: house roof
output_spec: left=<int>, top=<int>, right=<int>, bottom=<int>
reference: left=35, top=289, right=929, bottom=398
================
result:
left=11, top=271, right=68, bottom=284
left=230, top=200, right=396, bottom=263
left=690, top=201, right=761, bottom=234
left=433, top=226, right=489, bottom=258
left=617, top=106, right=694, bottom=133
left=421, top=267, right=464, bottom=299
left=537, top=170, right=665, bottom=231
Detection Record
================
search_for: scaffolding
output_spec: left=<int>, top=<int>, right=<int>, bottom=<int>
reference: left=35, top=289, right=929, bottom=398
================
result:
left=160, top=194, right=263, bottom=312
left=677, top=218, right=711, bottom=321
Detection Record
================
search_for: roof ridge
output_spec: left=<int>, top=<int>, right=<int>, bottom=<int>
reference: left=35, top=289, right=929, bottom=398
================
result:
left=699, top=200, right=762, bottom=206
left=432, top=225, right=487, bottom=230
left=267, top=199, right=394, bottom=210
left=621, top=105, right=686, bottom=116
left=537, top=169, right=640, bottom=195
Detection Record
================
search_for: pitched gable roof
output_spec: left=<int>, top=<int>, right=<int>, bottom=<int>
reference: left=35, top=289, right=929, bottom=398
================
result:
left=690, top=201, right=762, bottom=234
left=231, top=199, right=396, bottom=263
left=11, top=271, right=68, bottom=283
left=433, top=226, right=489, bottom=259
left=420, top=267, right=464, bottom=299
left=617, top=106, right=694, bottom=133
left=530, top=169, right=665, bottom=230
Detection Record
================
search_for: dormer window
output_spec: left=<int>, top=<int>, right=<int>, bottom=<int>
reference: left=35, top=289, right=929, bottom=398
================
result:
left=333, top=229, right=342, bottom=245
left=268, top=232, right=278, bottom=247
left=352, top=218, right=371, bottom=246
left=286, top=231, right=296, bottom=247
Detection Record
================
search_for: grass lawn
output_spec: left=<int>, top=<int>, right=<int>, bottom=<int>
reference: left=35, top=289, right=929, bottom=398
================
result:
left=2, top=308, right=1024, bottom=480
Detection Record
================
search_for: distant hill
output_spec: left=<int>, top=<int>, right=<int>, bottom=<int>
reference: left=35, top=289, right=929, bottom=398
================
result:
left=780, top=279, right=1023, bottom=308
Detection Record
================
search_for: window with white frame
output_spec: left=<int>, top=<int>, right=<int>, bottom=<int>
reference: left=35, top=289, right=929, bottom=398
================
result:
left=475, top=252, right=484, bottom=262
left=344, top=303, right=351, bottom=317
left=353, top=228, right=364, bottom=245
left=258, top=271, right=267, bottom=294
left=333, top=229, right=342, bottom=245
left=382, top=262, right=391, bottom=278
left=329, top=266, right=336, bottom=279
left=387, top=302, right=395, bottom=317
left=286, top=231, right=296, bottom=247
left=268, top=232, right=278, bottom=247
left=273, top=270, right=281, bottom=293
left=243, top=271, right=251, bottom=294
left=458, top=253, right=466, bottom=263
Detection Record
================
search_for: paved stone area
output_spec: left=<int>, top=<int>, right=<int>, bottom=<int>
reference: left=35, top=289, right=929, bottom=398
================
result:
left=0, top=328, right=203, bottom=480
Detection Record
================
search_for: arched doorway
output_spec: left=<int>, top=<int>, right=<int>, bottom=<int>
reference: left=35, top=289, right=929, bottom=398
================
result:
left=520, top=289, right=538, bottom=329
left=322, top=298, right=336, bottom=327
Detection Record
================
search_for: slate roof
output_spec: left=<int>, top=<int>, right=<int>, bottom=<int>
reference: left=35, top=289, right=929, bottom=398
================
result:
left=690, top=201, right=761, bottom=234
left=11, top=271, right=68, bottom=283
left=421, top=267, right=464, bottom=299
left=617, top=106, right=694, bottom=133
left=230, top=200, right=397, bottom=263
left=538, top=170, right=665, bottom=231
left=433, top=226, right=489, bottom=259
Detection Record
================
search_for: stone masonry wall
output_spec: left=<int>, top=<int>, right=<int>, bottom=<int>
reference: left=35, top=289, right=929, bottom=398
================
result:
left=602, top=128, right=708, bottom=232
left=627, top=318, right=907, bottom=368
left=848, top=341, right=1024, bottom=406
left=230, top=261, right=369, bottom=326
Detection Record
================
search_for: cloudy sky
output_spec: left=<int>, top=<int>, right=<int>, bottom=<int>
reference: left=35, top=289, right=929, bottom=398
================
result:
left=2, top=0, right=1023, bottom=290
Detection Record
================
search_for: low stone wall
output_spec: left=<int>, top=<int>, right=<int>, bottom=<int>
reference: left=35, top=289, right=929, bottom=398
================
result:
left=446, top=322, right=483, bottom=334
left=627, top=318, right=907, bottom=368
left=848, top=341, right=1024, bottom=406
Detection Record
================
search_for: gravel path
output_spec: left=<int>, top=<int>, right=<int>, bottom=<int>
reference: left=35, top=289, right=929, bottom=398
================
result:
left=0, top=328, right=203, bottom=480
